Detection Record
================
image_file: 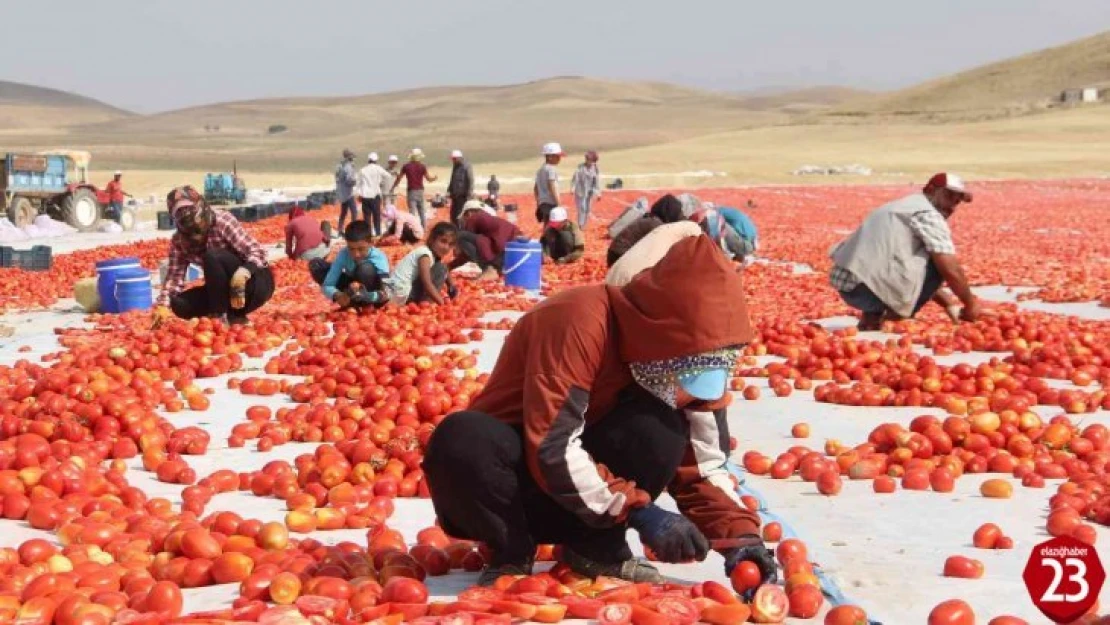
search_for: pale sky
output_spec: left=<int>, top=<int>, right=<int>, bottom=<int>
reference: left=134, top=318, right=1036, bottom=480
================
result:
left=3, top=0, right=1107, bottom=113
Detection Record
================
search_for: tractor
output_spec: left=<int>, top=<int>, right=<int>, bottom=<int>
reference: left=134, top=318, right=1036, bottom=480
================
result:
left=0, top=150, right=108, bottom=232
left=204, top=164, right=247, bottom=206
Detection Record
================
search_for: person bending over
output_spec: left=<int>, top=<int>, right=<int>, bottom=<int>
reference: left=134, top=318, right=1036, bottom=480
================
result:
left=540, top=207, right=585, bottom=264
left=310, top=220, right=391, bottom=309
left=424, top=236, right=776, bottom=590
left=285, top=206, right=331, bottom=261
left=452, top=201, right=522, bottom=281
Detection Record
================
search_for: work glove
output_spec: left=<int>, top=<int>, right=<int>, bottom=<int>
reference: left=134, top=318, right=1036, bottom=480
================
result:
left=229, top=267, right=251, bottom=310
left=446, top=284, right=459, bottom=300
left=628, top=504, right=710, bottom=564
left=722, top=535, right=779, bottom=593
left=151, top=305, right=173, bottom=330
left=349, top=287, right=384, bottom=307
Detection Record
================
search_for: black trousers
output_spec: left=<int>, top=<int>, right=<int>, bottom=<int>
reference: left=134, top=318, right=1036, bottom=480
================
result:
left=423, top=386, right=689, bottom=566
left=308, top=257, right=383, bottom=308
left=407, top=263, right=448, bottom=304
left=170, top=249, right=275, bottom=323
left=362, top=197, right=382, bottom=236
left=535, top=202, right=557, bottom=225
left=338, top=198, right=359, bottom=230
left=450, top=195, right=468, bottom=225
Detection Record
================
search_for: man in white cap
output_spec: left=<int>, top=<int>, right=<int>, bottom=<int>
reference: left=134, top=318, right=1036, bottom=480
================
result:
left=392, top=148, right=438, bottom=228
left=105, top=170, right=131, bottom=223
left=447, top=149, right=475, bottom=225
left=355, top=152, right=394, bottom=236
left=829, top=172, right=981, bottom=330
left=540, top=206, right=585, bottom=264
left=383, top=155, right=400, bottom=208
left=534, top=142, right=564, bottom=224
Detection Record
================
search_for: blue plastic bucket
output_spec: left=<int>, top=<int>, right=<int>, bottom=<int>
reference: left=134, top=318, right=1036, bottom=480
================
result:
left=96, top=257, right=142, bottom=314
left=503, top=239, right=542, bottom=291
left=114, top=269, right=153, bottom=313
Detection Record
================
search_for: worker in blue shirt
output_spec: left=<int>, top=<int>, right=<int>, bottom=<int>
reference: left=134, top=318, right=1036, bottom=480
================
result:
left=309, top=220, right=391, bottom=308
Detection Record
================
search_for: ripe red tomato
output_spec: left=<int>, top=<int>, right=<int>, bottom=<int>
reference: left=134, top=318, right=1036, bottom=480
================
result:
left=928, top=599, right=975, bottom=625
left=729, top=561, right=762, bottom=594
left=381, top=576, right=430, bottom=604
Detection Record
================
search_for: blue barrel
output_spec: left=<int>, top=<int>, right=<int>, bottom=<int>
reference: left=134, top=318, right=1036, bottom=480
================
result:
left=503, top=239, right=542, bottom=291
left=96, top=257, right=142, bottom=314
left=114, top=269, right=153, bottom=313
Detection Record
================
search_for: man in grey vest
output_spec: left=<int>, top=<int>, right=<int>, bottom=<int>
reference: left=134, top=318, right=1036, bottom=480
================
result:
left=829, top=173, right=981, bottom=331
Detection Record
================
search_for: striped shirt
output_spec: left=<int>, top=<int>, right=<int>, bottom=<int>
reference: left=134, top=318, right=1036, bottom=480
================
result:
left=830, top=207, right=956, bottom=292
left=160, top=211, right=268, bottom=304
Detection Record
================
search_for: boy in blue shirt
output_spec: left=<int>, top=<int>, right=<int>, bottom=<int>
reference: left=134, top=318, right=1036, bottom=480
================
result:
left=309, top=220, right=390, bottom=308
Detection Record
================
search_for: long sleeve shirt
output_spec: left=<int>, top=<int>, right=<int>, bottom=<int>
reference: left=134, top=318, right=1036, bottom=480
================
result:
left=285, top=215, right=326, bottom=259
left=388, top=210, right=425, bottom=239
left=335, top=161, right=357, bottom=202
left=572, top=163, right=600, bottom=199
left=159, top=210, right=268, bottom=305
left=320, top=247, right=391, bottom=299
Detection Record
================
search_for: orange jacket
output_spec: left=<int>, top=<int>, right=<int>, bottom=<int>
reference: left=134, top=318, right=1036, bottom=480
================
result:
left=468, top=236, right=760, bottom=541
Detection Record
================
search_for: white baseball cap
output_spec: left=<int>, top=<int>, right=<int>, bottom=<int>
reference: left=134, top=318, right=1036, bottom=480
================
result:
left=542, top=142, right=564, bottom=156
left=450, top=149, right=463, bottom=159
left=114, top=170, right=122, bottom=176
left=368, top=152, right=379, bottom=162
left=925, top=172, right=973, bottom=202
left=547, top=207, right=569, bottom=225
left=388, top=155, right=399, bottom=162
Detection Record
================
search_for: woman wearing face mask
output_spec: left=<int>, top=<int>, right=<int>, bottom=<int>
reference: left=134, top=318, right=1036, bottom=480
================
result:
left=153, top=186, right=275, bottom=327
left=423, top=236, right=775, bottom=590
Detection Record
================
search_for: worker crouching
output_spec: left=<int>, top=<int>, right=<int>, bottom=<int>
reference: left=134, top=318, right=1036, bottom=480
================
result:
left=540, top=207, right=584, bottom=264
left=424, top=236, right=776, bottom=588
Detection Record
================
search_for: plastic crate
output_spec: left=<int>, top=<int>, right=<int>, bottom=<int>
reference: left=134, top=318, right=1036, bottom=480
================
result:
left=156, top=211, right=175, bottom=230
left=0, top=247, right=14, bottom=268
left=11, top=245, right=51, bottom=271
left=228, top=207, right=246, bottom=220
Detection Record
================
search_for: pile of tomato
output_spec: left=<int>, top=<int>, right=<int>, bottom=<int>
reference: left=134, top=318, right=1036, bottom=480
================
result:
left=0, top=181, right=1106, bottom=623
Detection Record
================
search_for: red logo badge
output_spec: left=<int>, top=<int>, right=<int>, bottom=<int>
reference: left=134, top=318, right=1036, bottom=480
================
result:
left=1023, top=535, right=1105, bottom=623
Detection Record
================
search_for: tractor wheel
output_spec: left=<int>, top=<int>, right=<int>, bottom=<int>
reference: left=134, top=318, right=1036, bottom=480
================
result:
left=62, top=188, right=101, bottom=232
left=6, top=196, right=37, bottom=228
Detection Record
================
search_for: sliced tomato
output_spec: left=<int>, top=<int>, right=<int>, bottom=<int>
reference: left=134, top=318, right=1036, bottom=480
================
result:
left=471, top=613, right=512, bottom=625
left=517, top=592, right=560, bottom=606
left=459, top=587, right=505, bottom=602
left=449, top=600, right=494, bottom=614
left=232, top=600, right=268, bottom=621
left=533, top=602, right=569, bottom=623
left=598, top=602, right=634, bottom=625
left=598, top=585, right=641, bottom=604
left=440, top=612, right=476, bottom=625
left=700, top=581, right=739, bottom=605
left=408, top=618, right=442, bottom=625
left=700, top=603, right=752, bottom=625
left=560, top=595, right=605, bottom=619
left=646, top=596, right=698, bottom=625
left=296, top=595, right=343, bottom=617
left=358, top=604, right=392, bottom=622
left=630, top=603, right=675, bottom=625
left=389, top=602, right=431, bottom=621
left=489, top=600, right=538, bottom=620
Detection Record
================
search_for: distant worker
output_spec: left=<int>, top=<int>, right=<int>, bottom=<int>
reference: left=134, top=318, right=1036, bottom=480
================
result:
left=829, top=172, right=980, bottom=331
left=285, top=205, right=331, bottom=262
left=453, top=200, right=522, bottom=281
left=393, top=148, right=437, bottom=229
left=335, top=149, right=359, bottom=231
left=383, top=155, right=401, bottom=207
left=105, top=171, right=132, bottom=223
left=448, top=149, right=475, bottom=224
left=153, top=186, right=274, bottom=327
left=571, top=151, right=601, bottom=228
left=356, top=152, right=393, bottom=237
left=717, top=206, right=759, bottom=261
left=534, top=143, right=564, bottom=225
left=487, top=174, right=501, bottom=199
left=382, top=204, right=425, bottom=245
left=541, top=207, right=585, bottom=264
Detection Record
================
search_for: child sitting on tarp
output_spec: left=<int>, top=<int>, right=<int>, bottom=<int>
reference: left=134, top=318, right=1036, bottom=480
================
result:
left=310, top=220, right=390, bottom=309
left=381, top=204, right=425, bottom=245
left=385, top=222, right=461, bottom=306
left=540, top=207, right=585, bottom=264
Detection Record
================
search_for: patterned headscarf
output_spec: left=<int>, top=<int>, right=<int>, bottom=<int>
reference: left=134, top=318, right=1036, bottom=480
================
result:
left=630, top=347, right=741, bottom=408
left=168, top=185, right=214, bottom=244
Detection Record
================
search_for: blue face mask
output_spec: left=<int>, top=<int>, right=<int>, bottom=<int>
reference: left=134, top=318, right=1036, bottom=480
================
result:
left=630, top=348, right=741, bottom=409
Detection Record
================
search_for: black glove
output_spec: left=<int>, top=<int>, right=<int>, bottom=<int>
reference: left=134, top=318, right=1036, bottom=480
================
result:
left=628, top=504, right=710, bottom=563
left=349, top=288, right=383, bottom=307
left=722, top=535, right=778, bottom=593
left=447, top=284, right=459, bottom=300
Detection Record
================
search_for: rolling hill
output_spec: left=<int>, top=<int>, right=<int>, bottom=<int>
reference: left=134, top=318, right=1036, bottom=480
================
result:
left=7, top=77, right=787, bottom=171
left=0, top=81, right=132, bottom=130
left=837, top=30, right=1110, bottom=118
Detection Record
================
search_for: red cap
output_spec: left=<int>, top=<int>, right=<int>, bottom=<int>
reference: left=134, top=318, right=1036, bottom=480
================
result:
left=924, top=172, right=972, bottom=202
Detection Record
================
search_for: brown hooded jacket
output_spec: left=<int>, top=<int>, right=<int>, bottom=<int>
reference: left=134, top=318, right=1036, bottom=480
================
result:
left=468, top=235, right=759, bottom=542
